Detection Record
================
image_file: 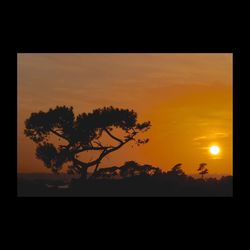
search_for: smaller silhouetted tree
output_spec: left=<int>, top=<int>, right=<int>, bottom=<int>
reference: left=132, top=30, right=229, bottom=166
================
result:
left=121, top=161, right=161, bottom=178
left=198, top=163, right=208, bottom=179
left=120, top=161, right=140, bottom=178
left=95, top=161, right=162, bottom=179
left=139, top=164, right=162, bottom=176
left=94, top=166, right=119, bottom=179
left=167, top=163, right=186, bottom=177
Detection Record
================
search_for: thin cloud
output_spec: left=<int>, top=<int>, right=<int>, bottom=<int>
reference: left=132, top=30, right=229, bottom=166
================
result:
left=193, top=136, right=207, bottom=141
left=214, top=132, right=228, bottom=138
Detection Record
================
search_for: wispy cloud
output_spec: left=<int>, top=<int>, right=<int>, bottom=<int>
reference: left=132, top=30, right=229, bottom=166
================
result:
left=193, top=132, right=229, bottom=142
left=193, top=136, right=207, bottom=141
left=214, top=132, right=228, bottom=138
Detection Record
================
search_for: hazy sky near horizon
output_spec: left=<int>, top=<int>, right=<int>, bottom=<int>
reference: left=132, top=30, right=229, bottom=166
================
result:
left=17, top=53, right=232, bottom=175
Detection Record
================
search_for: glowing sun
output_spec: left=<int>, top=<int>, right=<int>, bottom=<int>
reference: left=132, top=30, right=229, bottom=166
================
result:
left=209, top=145, right=220, bottom=155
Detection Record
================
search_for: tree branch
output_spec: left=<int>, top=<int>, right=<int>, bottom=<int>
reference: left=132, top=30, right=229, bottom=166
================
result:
left=75, top=145, right=113, bottom=154
left=93, top=140, right=104, bottom=147
left=104, top=128, right=123, bottom=144
left=49, top=129, right=69, bottom=141
left=75, top=137, right=133, bottom=169
left=71, top=128, right=137, bottom=174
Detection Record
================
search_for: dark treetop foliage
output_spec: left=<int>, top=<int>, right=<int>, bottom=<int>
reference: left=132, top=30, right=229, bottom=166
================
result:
left=197, top=163, right=209, bottom=179
left=24, top=106, right=151, bottom=178
left=93, top=161, right=162, bottom=179
left=167, top=163, right=185, bottom=176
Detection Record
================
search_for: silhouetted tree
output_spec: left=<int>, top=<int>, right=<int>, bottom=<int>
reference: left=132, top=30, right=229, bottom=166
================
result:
left=94, top=161, right=162, bottom=179
left=119, top=161, right=140, bottom=178
left=198, top=163, right=208, bottom=179
left=139, top=164, right=162, bottom=176
left=94, top=166, right=119, bottom=179
left=25, top=106, right=151, bottom=179
left=167, top=163, right=186, bottom=176
left=119, top=161, right=161, bottom=178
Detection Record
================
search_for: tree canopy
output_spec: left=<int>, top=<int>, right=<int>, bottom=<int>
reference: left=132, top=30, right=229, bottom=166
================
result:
left=93, top=161, right=162, bottom=179
left=197, top=163, right=209, bottom=179
left=167, top=163, right=186, bottom=176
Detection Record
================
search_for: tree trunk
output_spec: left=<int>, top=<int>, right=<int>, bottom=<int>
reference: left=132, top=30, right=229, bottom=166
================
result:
left=79, top=167, right=88, bottom=180
left=90, top=162, right=100, bottom=179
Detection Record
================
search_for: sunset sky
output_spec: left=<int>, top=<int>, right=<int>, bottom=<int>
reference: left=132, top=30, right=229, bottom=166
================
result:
left=17, top=53, right=232, bottom=176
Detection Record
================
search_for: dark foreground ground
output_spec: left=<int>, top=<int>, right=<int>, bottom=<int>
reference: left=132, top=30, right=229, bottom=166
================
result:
left=17, top=175, right=233, bottom=197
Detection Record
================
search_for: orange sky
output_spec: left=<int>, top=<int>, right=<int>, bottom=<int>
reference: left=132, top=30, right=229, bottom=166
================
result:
left=17, top=53, right=232, bottom=176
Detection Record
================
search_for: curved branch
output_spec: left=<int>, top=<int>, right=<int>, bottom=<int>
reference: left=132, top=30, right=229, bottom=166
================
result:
left=93, top=140, right=104, bottom=147
left=49, top=129, right=69, bottom=141
left=75, top=145, right=113, bottom=154
left=74, top=137, right=133, bottom=169
left=104, top=128, right=123, bottom=144
left=91, top=139, right=132, bottom=166
left=91, top=162, right=101, bottom=178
